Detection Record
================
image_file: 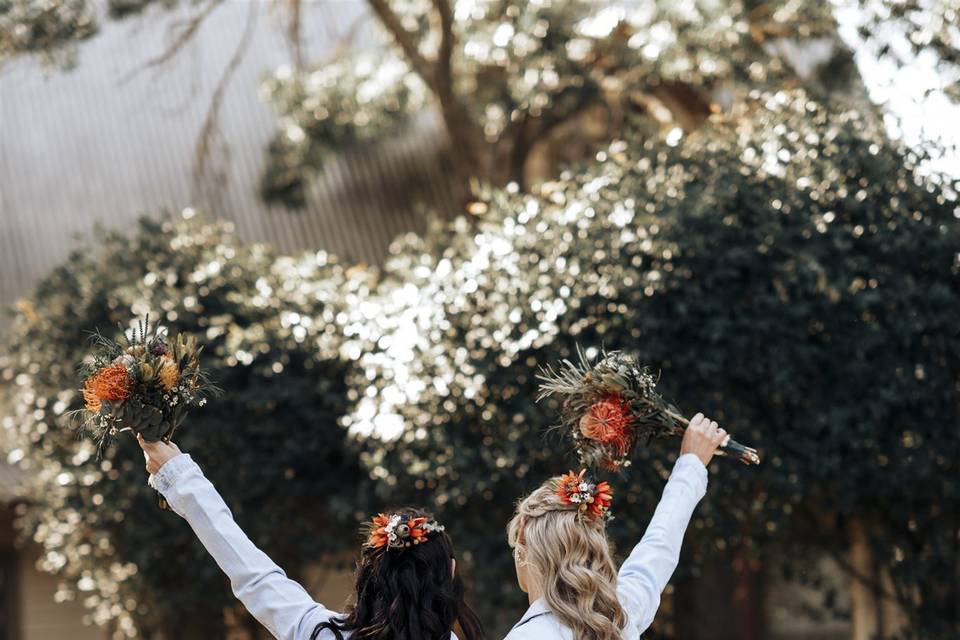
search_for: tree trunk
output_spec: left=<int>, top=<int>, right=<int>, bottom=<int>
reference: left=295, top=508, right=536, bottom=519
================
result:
left=437, top=98, right=485, bottom=196
left=847, top=518, right=907, bottom=640
left=731, top=550, right=764, bottom=640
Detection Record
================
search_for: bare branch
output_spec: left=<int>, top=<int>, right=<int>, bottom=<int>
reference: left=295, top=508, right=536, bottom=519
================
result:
left=193, top=0, right=259, bottom=198
left=367, top=0, right=482, bottom=193
left=286, top=0, right=303, bottom=71
left=433, top=0, right=454, bottom=89
left=118, top=0, right=225, bottom=85
left=366, top=0, right=435, bottom=87
left=322, top=13, right=368, bottom=65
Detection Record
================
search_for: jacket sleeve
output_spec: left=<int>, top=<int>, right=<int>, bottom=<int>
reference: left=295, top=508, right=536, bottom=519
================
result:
left=149, top=454, right=337, bottom=640
left=616, top=453, right=708, bottom=633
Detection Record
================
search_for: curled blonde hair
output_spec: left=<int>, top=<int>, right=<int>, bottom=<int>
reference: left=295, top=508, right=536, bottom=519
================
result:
left=508, top=480, right=626, bottom=640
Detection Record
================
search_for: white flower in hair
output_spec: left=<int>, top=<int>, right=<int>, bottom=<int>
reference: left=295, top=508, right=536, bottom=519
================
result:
left=368, top=513, right=447, bottom=549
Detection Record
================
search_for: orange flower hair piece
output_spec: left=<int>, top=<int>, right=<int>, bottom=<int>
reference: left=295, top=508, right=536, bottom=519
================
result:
left=83, top=363, right=133, bottom=412
left=555, top=469, right=613, bottom=520
left=367, top=513, right=446, bottom=550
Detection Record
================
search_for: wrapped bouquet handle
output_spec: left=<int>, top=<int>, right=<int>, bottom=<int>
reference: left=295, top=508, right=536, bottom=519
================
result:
left=537, top=347, right=760, bottom=470
left=658, top=406, right=760, bottom=465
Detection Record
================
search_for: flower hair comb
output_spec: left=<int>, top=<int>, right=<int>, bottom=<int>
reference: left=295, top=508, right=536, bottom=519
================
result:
left=555, top=469, right=613, bottom=520
left=366, top=513, right=446, bottom=550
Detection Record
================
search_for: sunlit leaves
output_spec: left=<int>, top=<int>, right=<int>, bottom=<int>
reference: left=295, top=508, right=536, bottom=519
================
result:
left=340, top=89, right=960, bottom=634
left=0, top=0, right=95, bottom=63
left=0, top=215, right=370, bottom=637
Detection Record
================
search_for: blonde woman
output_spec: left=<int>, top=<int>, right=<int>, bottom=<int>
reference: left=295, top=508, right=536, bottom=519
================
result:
left=506, top=413, right=726, bottom=640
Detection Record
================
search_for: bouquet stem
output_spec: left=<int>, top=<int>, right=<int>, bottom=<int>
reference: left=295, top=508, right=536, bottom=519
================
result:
left=664, top=409, right=760, bottom=465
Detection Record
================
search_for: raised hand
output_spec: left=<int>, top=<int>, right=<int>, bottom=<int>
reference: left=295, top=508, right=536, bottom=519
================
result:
left=679, top=413, right=727, bottom=466
left=137, top=434, right=182, bottom=475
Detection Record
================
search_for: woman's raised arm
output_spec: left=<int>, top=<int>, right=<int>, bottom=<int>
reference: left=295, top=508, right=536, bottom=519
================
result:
left=141, top=438, right=337, bottom=640
left=615, top=414, right=726, bottom=633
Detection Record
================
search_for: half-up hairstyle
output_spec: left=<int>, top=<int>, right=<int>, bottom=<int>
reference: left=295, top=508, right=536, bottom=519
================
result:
left=508, top=480, right=626, bottom=640
left=311, top=507, right=484, bottom=640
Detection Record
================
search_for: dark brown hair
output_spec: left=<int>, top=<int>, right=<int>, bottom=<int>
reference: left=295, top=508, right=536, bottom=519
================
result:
left=311, top=508, right=484, bottom=640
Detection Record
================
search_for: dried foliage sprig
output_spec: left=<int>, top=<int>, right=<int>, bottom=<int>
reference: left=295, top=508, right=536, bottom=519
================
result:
left=538, top=347, right=760, bottom=469
left=73, top=315, right=219, bottom=455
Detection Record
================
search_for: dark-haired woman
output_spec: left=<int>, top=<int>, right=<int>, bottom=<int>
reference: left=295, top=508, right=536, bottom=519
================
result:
left=138, top=437, right=484, bottom=640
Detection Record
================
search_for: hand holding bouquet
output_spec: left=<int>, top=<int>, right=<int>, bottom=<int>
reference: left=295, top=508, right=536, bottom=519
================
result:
left=537, top=347, right=760, bottom=470
left=76, top=316, right=216, bottom=453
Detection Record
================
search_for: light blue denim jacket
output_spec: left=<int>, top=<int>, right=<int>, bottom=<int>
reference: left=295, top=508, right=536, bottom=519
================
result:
left=149, top=454, right=460, bottom=640
left=504, top=454, right=708, bottom=640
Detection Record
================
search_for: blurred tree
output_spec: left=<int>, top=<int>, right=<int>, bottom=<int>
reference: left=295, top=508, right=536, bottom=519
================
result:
left=0, top=215, right=373, bottom=638
left=260, top=0, right=851, bottom=204
left=4, top=1, right=956, bottom=206
left=338, top=90, right=960, bottom=637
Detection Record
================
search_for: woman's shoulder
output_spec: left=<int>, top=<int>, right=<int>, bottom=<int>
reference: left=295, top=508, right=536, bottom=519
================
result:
left=296, top=611, right=345, bottom=639
left=503, top=612, right=571, bottom=640
left=504, top=605, right=642, bottom=640
left=309, top=626, right=457, bottom=640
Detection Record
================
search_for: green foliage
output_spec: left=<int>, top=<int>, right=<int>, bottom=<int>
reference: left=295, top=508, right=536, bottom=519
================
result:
left=0, top=215, right=371, bottom=637
left=0, top=0, right=95, bottom=63
left=339, top=90, right=960, bottom=636
left=0, top=0, right=168, bottom=64
left=260, top=53, right=428, bottom=205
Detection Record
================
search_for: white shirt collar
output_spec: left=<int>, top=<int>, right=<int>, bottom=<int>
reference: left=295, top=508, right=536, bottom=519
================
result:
left=511, top=598, right=552, bottom=630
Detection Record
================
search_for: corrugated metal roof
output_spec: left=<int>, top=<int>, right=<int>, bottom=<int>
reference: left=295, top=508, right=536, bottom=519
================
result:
left=0, top=0, right=460, bottom=311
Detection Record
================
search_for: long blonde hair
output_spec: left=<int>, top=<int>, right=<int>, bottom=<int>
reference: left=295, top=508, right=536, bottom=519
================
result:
left=507, top=480, right=627, bottom=640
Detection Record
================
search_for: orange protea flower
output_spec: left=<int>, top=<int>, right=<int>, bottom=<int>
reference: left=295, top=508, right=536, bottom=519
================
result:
left=556, top=469, right=613, bottom=520
left=83, top=363, right=132, bottom=412
left=579, top=393, right=634, bottom=456
left=158, top=355, right=179, bottom=391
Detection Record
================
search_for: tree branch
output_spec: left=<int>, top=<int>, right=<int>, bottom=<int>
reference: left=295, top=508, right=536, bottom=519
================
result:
left=508, top=88, right=603, bottom=183
left=286, top=0, right=303, bottom=71
left=118, top=0, right=225, bottom=85
left=193, top=0, right=258, bottom=194
left=366, top=0, right=435, bottom=87
left=366, top=0, right=481, bottom=195
left=433, top=0, right=454, bottom=91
